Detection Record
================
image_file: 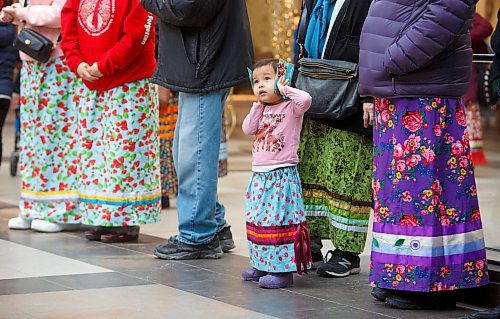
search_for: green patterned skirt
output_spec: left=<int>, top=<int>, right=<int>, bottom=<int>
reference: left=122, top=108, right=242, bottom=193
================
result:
left=298, top=118, right=372, bottom=254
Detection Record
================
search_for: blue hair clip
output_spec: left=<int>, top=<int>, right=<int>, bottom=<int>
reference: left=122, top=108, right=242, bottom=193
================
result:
left=247, top=67, right=254, bottom=90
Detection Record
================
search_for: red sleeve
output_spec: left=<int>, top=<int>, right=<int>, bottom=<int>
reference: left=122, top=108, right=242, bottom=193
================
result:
left=60, top=0, right=83, bottom=74
left=97, top=0, right=155, bottom=76
left=470, top=13, right=493, bottom=53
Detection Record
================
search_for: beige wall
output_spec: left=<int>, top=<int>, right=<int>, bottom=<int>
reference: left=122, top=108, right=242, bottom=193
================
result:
left=246, top=0, right=273, bottom=60
left=476, top=0, right=499, bottom=24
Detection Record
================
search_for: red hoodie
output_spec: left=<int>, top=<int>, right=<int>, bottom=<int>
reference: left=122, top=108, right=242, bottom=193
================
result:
left=61, top=0, right=156, bottom=91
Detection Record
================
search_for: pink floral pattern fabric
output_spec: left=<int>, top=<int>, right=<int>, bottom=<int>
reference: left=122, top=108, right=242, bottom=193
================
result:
left=77, top=79, right=161, bottom=226
left=246, top=166, right=310, bottom=273
left=19, top=58, right=81, bottom=224
left=369, top=97, right=489, bottom=292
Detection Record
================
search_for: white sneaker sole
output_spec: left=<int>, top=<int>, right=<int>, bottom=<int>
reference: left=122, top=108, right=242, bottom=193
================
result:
left=321, top=267, right=361, bottom=278
left=8, top=217, right=31, bottom=230
left=31, top=220, right=64, bottom=233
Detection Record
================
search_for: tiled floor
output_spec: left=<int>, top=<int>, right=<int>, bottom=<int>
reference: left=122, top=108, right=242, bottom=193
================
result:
left=0, top=112, right=499, bottom=318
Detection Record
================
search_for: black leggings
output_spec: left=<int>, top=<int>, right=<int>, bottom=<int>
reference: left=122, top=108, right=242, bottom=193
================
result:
left=0, top=98, right=10, bottom=166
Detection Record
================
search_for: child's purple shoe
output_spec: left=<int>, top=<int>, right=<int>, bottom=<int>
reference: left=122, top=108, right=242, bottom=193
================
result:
left=241, top=267, right=268, bottom=281
left=258, top=272, right=293, bottom=289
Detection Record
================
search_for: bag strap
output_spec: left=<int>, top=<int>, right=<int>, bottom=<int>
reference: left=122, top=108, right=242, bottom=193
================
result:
left=296, top=0, right=315, bottom=60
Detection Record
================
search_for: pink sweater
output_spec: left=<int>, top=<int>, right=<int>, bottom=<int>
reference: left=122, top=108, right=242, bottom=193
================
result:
left=242, top=86, right=312, bottom=167
left=11, top=0, right=65, bottom=61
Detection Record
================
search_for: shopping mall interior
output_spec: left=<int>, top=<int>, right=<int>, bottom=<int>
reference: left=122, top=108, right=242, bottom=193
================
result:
left=0, top=0, right=499, bottom=318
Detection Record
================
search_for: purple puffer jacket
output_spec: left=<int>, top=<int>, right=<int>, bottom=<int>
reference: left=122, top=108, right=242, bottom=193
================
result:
left=358, top=0, right=475, bottom=98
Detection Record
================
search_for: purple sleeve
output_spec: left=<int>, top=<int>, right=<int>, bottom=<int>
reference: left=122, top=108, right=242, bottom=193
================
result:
left=384, top=0, right=474, bottom=76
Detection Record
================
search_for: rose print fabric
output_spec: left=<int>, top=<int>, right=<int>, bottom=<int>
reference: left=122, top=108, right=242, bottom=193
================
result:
left=465, top=101, right=487, bottom=166
left=246, top=166, right=310, bottom=273
left=370, top=97, right=489, bottom=292
left=78, top=79, right=161, bottom=226
left=19, top=58, right=81, bottom=224
left=298, top=118, right=372, bottom=254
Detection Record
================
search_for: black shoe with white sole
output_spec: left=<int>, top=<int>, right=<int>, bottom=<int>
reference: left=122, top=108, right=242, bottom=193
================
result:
left=317, top=249, right=360, bottom=278
left=217, top=225, right=236, bottom=252
left=310, top=236, right=324, bottom=269
left=154, top=235, right=223, bottom=260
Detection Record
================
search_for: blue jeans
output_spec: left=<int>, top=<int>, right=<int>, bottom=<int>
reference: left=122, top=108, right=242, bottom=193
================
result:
left=173, top=89, right=230, bottom=245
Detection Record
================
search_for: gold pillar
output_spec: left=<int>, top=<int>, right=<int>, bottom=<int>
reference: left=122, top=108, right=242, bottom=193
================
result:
left=269, top=0, right=300, bottom=62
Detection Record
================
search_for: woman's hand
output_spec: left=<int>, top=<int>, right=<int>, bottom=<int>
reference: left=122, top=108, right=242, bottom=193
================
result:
left=77, top=62, right=99, bottom=82
left=9, top=93, right=20, bottom=110
left=88, top=62, right=103, bottom=78
left=2, top=3, right=21, bottom=21
left=0, top=9, right=14, bottom=23
left=363, top=102, right=374, bottom=128
left=276, top=76, right=289, bottom=95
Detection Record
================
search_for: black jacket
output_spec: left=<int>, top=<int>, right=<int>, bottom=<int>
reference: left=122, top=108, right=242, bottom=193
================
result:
left=0, top=23, right=18, bottom=97
left=296, top=0, right=373, bottom=137
left=141, top=0, right=254, bottom=93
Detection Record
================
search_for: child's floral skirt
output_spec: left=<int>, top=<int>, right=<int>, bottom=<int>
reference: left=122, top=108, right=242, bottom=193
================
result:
left=370, top=97, right=489, bottom=292
left=77, top=79, right=161, bottom=227
left=246, top=166, right=311, bottom=273
left=19, top=58, right=80, bottom=224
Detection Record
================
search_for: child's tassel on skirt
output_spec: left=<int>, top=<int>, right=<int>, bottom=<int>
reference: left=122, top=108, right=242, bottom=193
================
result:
left=294, top=222, right=312, bottom=276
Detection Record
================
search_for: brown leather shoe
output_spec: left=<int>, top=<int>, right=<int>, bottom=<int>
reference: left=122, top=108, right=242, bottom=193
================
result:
left=100, top=226, right=139, bottom=243
left=84, top=226, right=116, bottom=241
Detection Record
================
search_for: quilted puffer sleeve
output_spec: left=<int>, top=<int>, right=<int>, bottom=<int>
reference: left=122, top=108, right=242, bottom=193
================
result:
left=383, top=0, right=474, bottom=76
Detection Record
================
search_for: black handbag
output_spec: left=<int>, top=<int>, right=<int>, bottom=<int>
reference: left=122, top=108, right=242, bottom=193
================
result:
left=295, top=58, right=359, bottom=120
left=13, top=28, right=54, bottom=63
left=294, top=0, right=360, bottom=120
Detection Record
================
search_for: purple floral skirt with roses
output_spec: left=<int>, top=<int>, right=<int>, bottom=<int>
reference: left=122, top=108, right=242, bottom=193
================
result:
left=369, top=97, right=489, bottom=292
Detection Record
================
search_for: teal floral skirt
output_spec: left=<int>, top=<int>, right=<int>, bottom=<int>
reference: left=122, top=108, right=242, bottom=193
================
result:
left=77, top=79, right=161, bottom=227
left=19, top=58, right=81, bottom=224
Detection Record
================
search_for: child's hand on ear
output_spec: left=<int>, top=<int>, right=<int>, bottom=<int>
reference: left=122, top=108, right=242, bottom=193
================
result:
left=276, top=76, right=289, bottom=95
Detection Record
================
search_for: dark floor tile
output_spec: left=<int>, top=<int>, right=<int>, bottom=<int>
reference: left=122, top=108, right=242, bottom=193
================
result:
left=124, top=263, right=232, bottom=287
left=46, top=272, right=149, bottom=290
left=182, top=253, right=253, bottom=278
left=0, top=277, right=69, bottom=295
left=0, top=272, right=150, bottom=296
left=0, top=202, right=16, bottom=209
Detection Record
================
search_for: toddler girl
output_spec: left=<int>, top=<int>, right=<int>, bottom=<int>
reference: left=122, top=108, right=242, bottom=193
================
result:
left=241, top=59, right=312, bottom=289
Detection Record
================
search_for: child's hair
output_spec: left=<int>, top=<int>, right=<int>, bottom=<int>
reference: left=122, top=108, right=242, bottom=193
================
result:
left=251, top=58, right=279, bottom=72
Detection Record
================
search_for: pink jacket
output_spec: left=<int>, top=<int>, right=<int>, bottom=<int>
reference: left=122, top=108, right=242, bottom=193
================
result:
left=242, top=86, right=312, bottom=167
left=11, top=0, right=65, bottom=61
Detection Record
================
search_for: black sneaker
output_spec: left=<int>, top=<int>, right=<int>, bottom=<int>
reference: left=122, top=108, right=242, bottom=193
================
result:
left=386, top=290, right=456, bottom=310
left=310, top=236, right=324, bottom=269
left=469, top=306, right=500, bottom=319
left=317, top=249, right=361, bottom=278
left=311, top=250, right=324, bottom=269
left=217, top=225, right=236, bottom=252
left=154, top=235, right=223, bottom=260
left=371, top=287, right=389, bottom=301
left=161, top=196, right=170, bottom=209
